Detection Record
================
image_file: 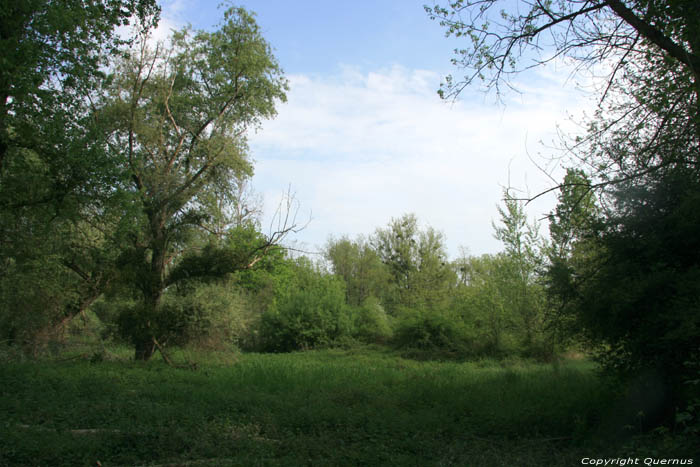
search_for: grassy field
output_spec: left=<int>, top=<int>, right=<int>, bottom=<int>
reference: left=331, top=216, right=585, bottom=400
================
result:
left=0, top=346, right=695, bottom=466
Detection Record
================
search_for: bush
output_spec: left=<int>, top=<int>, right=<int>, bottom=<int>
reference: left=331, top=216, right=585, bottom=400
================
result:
left=257, top=259, right=352, bottom=352
left=91, top=297, right=132, bottom=343
left=173, top=282, right=253, bottom=350
left=352, top=296, right=393, bottom=344
left=113, top=280, right=253, bottom=351
left=0, top=260, right=82, bottom=354
left=392, top=308, right=471, bottom=356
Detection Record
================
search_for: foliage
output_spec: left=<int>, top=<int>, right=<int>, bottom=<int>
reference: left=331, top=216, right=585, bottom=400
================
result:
left=0, top=0, right=159, bottom=350
left=392, top=307, right=471, bottom=356
left=325, top=235, right=390, bottom=306
left=0, top=0, right=160, bottom=174
left=351, top=296, right=393, bottom=344
left=547, top=169, right=601, bottom=259
left=565, top=169, right=700, bottom=392
left=429, top=0, right=700, bottom=412
left=0, top=207, right=130, bottom=352
left=258, top=258, right=352, bottom=352
left=168, top=225, right=284, bottom=286
left=451, top=253, right=514, bottom=356
left=98, top=7, right=288, bottom=359
left=451, top=252, right=553, bottom=358
left=0, top=254, right=76, bottom=352
left=115, top=279, right=252, bottom=352
left=544, top=169, right=602, bottom=343
left=371, top=213, right=455, bottom=313
left=322, top=211, right=556, bottom=360
left=170, top=281, right=253, bottom=350
left=492, top=192, right=546, bottom=352
left=0, top=1, right=294, bottom=360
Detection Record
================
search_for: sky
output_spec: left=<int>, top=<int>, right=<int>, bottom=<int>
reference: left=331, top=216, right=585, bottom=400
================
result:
left=154, top=0, right=595, bottom=258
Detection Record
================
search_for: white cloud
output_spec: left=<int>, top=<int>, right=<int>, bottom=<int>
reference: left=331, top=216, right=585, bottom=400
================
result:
left=249, top=64, right=594, bottom=258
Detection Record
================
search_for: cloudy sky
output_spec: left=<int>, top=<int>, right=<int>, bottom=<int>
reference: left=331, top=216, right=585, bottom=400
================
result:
left=155, top=0, right=594, bottom=257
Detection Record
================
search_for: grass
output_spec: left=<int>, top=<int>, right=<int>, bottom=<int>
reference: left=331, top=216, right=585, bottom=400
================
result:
left=0, top=346, right=695, bottom=466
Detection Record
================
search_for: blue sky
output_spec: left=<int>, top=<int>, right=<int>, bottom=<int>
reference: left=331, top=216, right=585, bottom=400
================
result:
left=165, top=1, right=458, bottom=74
left=155, top=0, right=593, bottom=258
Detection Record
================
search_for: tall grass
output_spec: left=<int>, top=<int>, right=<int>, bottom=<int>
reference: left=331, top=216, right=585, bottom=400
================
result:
left=0, top=347, right=689, bottom=466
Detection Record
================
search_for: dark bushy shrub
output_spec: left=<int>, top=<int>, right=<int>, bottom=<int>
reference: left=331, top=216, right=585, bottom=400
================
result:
left=392, top=308, right=471, bottom=356
left=113, top=281, right=252, bottom=351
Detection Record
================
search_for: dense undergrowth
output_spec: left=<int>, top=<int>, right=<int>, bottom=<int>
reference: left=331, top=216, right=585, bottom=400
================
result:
left=1, top=344, right=697, bottom=466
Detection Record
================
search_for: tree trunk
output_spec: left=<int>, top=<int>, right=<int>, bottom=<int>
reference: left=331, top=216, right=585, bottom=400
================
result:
left=132, top=292, right=161, bottom=361
left=1, top=91, right=9, bottom=175
left=133, top=230, right=167, bottom=361
left=134, top=337, right=156, bottom=361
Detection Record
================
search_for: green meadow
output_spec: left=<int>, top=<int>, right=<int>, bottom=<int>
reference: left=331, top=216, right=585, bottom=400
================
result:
left=2, top=347, right=694, bottom=467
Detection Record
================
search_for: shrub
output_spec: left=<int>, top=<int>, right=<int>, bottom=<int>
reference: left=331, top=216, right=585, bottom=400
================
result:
left=173, top=282, right=253, bottom=350
left=0, top=260, right=82, bottom=354
left=91, top=297, right=132, bottom=343
left=257, top=260, right=352, bottom=352
left=114, top=280, right=253, bottom=351
left=352, top=296, right=393, bottom=344
left=392, top=308, right=471, bottom=356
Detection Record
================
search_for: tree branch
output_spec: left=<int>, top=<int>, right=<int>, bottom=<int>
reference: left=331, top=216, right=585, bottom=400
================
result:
left=604, top=0, right=700, bottom=75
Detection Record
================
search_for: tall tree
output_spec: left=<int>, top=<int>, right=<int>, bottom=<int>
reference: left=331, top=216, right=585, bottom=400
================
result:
left=101, top=7, right=288, bottom=360
left=544, top=169, right=601, bottom=341
left=325, top=235, right=390, bottom=307
left=547, top=169, right=600, bottom=260
left=453, top=253, right=512, bottom=354
left=566, top=168, right=700, bottom=407
left=372, top=214, right=454, bottom=313
left=493, top=192, right=545, bottom=350
left=0, top=0, right=159, bottom=348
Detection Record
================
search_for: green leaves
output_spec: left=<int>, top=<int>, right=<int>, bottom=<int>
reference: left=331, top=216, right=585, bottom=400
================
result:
left=372, top=213, right=454, bottom=313
left=97, top=7, right=289, bottom=358
left=0, top=2, right=162, bottom=351
left=258, top=258, right=351, bottom=352
left=1, top=3, right=289, bottom=357
left=325, top=235, right=389, bottom=307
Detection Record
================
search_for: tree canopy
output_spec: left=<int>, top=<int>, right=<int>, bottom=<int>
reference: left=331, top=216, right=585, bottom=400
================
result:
left=0, top=4, right=293, bottom=360
left=425, top=0, right=699, bottom=97
left=428, top=0, right=700, bottom=407
left=98, top=8, right=288, bottom=359
left=0, top=0, right=160, bottom=351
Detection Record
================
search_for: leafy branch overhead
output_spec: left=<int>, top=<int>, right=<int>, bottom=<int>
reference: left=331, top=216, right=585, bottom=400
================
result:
left=429, top=0, right=699, bottom=214
left=426, top=0, right=700, bottom=99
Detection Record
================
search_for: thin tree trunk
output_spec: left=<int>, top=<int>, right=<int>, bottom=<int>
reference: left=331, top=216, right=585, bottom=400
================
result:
left=134, top=337, right=156, bottom=361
